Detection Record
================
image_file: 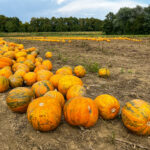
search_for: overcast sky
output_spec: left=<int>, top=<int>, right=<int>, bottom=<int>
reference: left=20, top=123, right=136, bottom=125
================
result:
left=0, top=0, right=149, bottom=22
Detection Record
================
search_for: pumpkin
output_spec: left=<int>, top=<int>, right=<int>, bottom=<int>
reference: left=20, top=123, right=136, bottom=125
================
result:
left=56, top=68, right=72, bottom=75
left=35, top=57, right=43, bottom=63
left=6, top=87, right=34, bottom=113
left=0, top=57, right=13, bottom=69
left=32, top=80, right=54, bottom=97
left=50, top=74, right=64, bottom=88
left=27, top=96, right=61, bottom=131
left=26, top=54, right=35, bottom=63
left=12, top=63, right=29, bottom=73
left=31, top=51, right=38, bottom=57
left=9, top=75, right=23, bottom=88
left=3, top=51, right=15, bottom=59
left=17, top=44, right=24, bottom=50
left=98, top=68, right=110, bottom=77
left=14, top=69, right=26, bottom=77
left=44, top=90, right=65, bottom=107
left=34, top=65, right=48, bottom=73
left=64, top=96, right=98, bottom=128
left=58, top=75, right=83, bottom=95
left=37, top=70, right=53, bottom=81
left=45, top=52, right=52, bottom=58
left=42, top=60, right=52, bottom=71
left=62, top=65, right=72, bottom=72
left=121, top=99, right=150, bottom=135
left=66, top=85, right=86, bottom=100
left=15, top=51, right=27, bottom=59
left=23, top=72, right=37, bottom=86
left=16, top=57, right=26, bottom=63
left=74, top=65, right=86, bottom=77
left=0, top=66, right=12, bottom=78
left=0, top=76, right=9, bottom=92
left=94, top=94, right=120, bottom=120
left=24, top=60, right=35, bottom=71
left=35, top=61, right=41, bottom=66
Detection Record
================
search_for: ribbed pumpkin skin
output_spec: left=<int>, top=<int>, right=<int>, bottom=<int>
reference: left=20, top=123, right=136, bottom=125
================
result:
left=14, top=69, right=26, bottom=77
left=42, top=60, right=52, bottom=71
left=32, top=80, right=54, bottom=97
left=15, top=51, right=27, bottom=59
left=0, top=66, right=12, bottom=78
left=98, top=68, right=110, bottom=77
left=44, top=90, right=65, bottom=107
left=94, top=94, right=120, bottom=120
left=9, top=75, right=23, bottom=88
left=121, top=99, right=150, bottom=135
left=12, top=63, right=29, bottom=73
left=56, top=68, right=72, bottom=75
left=74, top=65, right=86, bottom=77
left=37, top=70, right=53, bottom=81
left=58, top=75, right=83, bottom=95
left=66, top=85, right=86, bottom=100
left=34, top=65, right=48, bottom=73
left=23, top=72, right=37, bottom=86
left=0, top=57, right=13, bottom=69
left=50, top=74, right=64, bottom=88
left=64, top=96, right=98, bottom=128
left=6, top=87, right=34, bottom=113
left=3, top=51, right=15, bottom=59
left=24, top=60, right=35, bottom=71
left=0, top=76, right=9, bottom=92
left=27, top=96, right=61, bottom=131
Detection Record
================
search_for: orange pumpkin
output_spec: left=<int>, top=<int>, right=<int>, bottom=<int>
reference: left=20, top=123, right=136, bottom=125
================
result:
left=12, top=63, right=29, bottom=73
left=64, top=96, right=98, bottom=128
left=56, top=68, right=72, bottom=75
left=74, top=65, right=86, bottom=77
left=0, top=76, right=9, bottom=92
left=42, top=60, right=52, bottom=71
left=44, top=90, right=65, bottom=107
left=45, top=52, right=52, bottom=58
left=16, top=57, right=26, bottom=63
left=37, top=70, right=53, bottom=81
left=94, top=94, right=120, bottom=120
left=66, top=85, right=86, bottom=100
left=58, top=75, right=83, bottom=95
left=34, top=65, right=49, bottom=73
left=0, top=57, right=13, bottom=69
left=26, top=54, right=35, bottom=63
left=3, top=51, right=15, bottom=59
left=35, top=57, right=43, bottom=63
left=122, top=99, right=150, bottom=135
left=98, top=68, right=110, bottom=77
left=32, top=80, right=54, bottom=97
left=0, top=66, right=12, bottom=78
left=6, top=87, right=34, bottom=113
left=23, top=72, right=37, bottom=86
left=9, top=75, right=23, bottom=88
left=62, top=65, right=72, bottom=72
left=27, top=96, right=61, bottom=131
left=15, top=51, right=27, bottom=59
left=50, top=74, right=64, bottom=88
left=31, top=51, right=38, bottom=57
left=35, top=61, right=42, bottom=66
left=24, top=60, right=35, bottom=71
left=14, top=69, right=26, bottom=77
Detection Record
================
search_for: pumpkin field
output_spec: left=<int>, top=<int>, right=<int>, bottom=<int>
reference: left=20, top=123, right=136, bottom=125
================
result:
left=0, top=35, right=150, bottom=150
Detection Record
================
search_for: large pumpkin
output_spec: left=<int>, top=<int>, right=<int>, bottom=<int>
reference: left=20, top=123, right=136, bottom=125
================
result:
left=42, top=60, right=52, bottom=71
left=23, top=72, right=37, bottom=86
left=32, top=80, right=54, bottom=97
left=122, top=99, right=150, bottom=135
left=44, top=90, right=65, bottom=107
left=94, top=94, right=120, bottom=120
left=6, top=87, right=34, bottom=113
left=9, top=75, right=23, bottom=88
left=0, top=66, right=12, bottom=78
left=66, top=85, right=86, bottom=100
left=64, top=96, right=98, bottom=128
left=50, top=74, right=64, bottom=88
left=27, top=96, right=61, bottom=131
left=0, top=76, right=9, bottom=92
left=36, top=70, right=53, bottom=81
left=74, top=65, right=86, bottom=77
left=58, top=75, right=83, bottom=95
left=0, top=57, right=13, bottom=69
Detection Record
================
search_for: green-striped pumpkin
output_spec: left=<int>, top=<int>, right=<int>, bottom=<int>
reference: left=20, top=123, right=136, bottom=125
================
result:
left=121, top=99, right=150, bottom=135
left=6, top=87, right=35, bottom=113
left=0, top=75, right=9, bottom=92
left=32, top=80, right=54, bottom=97
left=9, top=75, right=23, bottom=88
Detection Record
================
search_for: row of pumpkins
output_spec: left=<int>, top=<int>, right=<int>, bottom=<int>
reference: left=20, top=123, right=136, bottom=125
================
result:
left=0, top=40, right=150, bottom=136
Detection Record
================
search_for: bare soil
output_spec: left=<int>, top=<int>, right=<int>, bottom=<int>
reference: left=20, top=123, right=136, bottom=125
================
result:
left=0, top=38, right=150, bottom=150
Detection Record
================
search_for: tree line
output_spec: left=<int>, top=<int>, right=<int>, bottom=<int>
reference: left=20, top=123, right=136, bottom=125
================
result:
left=0, top=5, right=150, bottom=34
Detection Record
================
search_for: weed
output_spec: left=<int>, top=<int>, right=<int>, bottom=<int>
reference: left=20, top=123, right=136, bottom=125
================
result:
left=83, top=62, right=100, bottom=73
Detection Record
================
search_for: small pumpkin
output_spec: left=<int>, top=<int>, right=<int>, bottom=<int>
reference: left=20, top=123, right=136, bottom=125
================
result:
left=42, top=60, right=52, bottom=71
left=37, top=70, right=53, bottom=81
left=64, top=96, right=98, bottom=128
left=45, top=52, right=52, bottom=58
left=0, top=66, right=12, bottom=78
left=27, top=96, right=61, bottom=131
left=98, top=68, right=110, bottom=77
left=122, top=99, right=150, bottom=135
left=0, top=76, right=9, bottom=92
left=34, top=65, right=49, bottom=73
left=32, top=80, right=54, bottom=97
left=94, top=94, right=120, bottom=120
left=6, top=87, right=34, bottom=113
left=0, top=57, right=13, bottom=69
left=23, top=72, right=37, bottom=86
left=9, top=75, right=23, bottom=88
left=50, top=74, right=64, bottom=88
left=74, top=65, right=86, bottom=77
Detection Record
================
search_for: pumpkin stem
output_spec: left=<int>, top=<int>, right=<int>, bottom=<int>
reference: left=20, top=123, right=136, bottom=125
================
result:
left=147, top=121, right=150, bottom=127
left=88, top=106, right=92, bottom=114
left=111, top=108, right=116, bottom=113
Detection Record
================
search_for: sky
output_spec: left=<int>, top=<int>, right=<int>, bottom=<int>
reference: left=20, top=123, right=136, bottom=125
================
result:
left=0, top=0, right=149, bottom=22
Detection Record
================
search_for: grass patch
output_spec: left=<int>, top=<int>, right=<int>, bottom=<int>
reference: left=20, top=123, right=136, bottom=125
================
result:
left=82, top=62, right=100, bottom=73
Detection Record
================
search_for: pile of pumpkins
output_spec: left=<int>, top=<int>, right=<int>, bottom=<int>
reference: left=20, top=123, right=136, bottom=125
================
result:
left=0, top=39, right=150, bottom=135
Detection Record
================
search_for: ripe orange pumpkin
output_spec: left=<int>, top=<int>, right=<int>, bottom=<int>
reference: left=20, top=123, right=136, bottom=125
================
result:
left=122, top=99, right=150, bottom=135
left=0, top=76, right=9, bottom=92
left=58, top=75, right=83, bottom=95
left=3, top=51, right=15, bottom=59
left=31, top=51, right=38, bottom=57
left=45, top=52, right=52, bottom=58
left=12, top=63, right=29, bottom=73
left=32, top=80, right=54, bottom=97
left=35, top=57, right=43, bottom=63
left=44, top=90, right=65, bottom=107
left=6, top=87, right=34, bottom=113
left=9, top=75, right=23, bottom=88
left=56, top=68, right=72, bottom=75
left=66, top=85, right=86, bottom=100
left=15, top=51, right=27, bottom=59
left=0, top=66, right=12, bottom=78
left=74, top=65, right=86, bottom=77
left=34, top=65, right=49, bottom=73
left=42, top=60, right=52, bottom=71
left=64, top=96, right=98, bottom=128
left=0, top=57, right=13, bottom=69
left=26, top=54, right=35, bottom=63
left=14, top=69, right=26, bottom=77
left=98, top=68, right=110, bottom=77
left=36, top=70, right=53, bottom=81
left=24, top=60, right=35, bottom=71
left=94, top=94, right=120, bottom=120
left=16, top=57, right=26, bottom=63
left=35, top=61, right=42, bottom=67
left=23, top=72, right=37, bottom=86
left=62, top=65, right=72, bottom=72
left=50, top=74, right=64, bottom=88
left=27, top=96, right=61, bottom=131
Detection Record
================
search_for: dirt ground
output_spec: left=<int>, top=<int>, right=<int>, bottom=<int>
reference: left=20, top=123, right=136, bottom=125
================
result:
left=0, top=38, right=150, bottom=150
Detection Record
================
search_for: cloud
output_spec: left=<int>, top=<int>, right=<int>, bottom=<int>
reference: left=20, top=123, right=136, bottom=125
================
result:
left=56, top=0, right=66, bottom=4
